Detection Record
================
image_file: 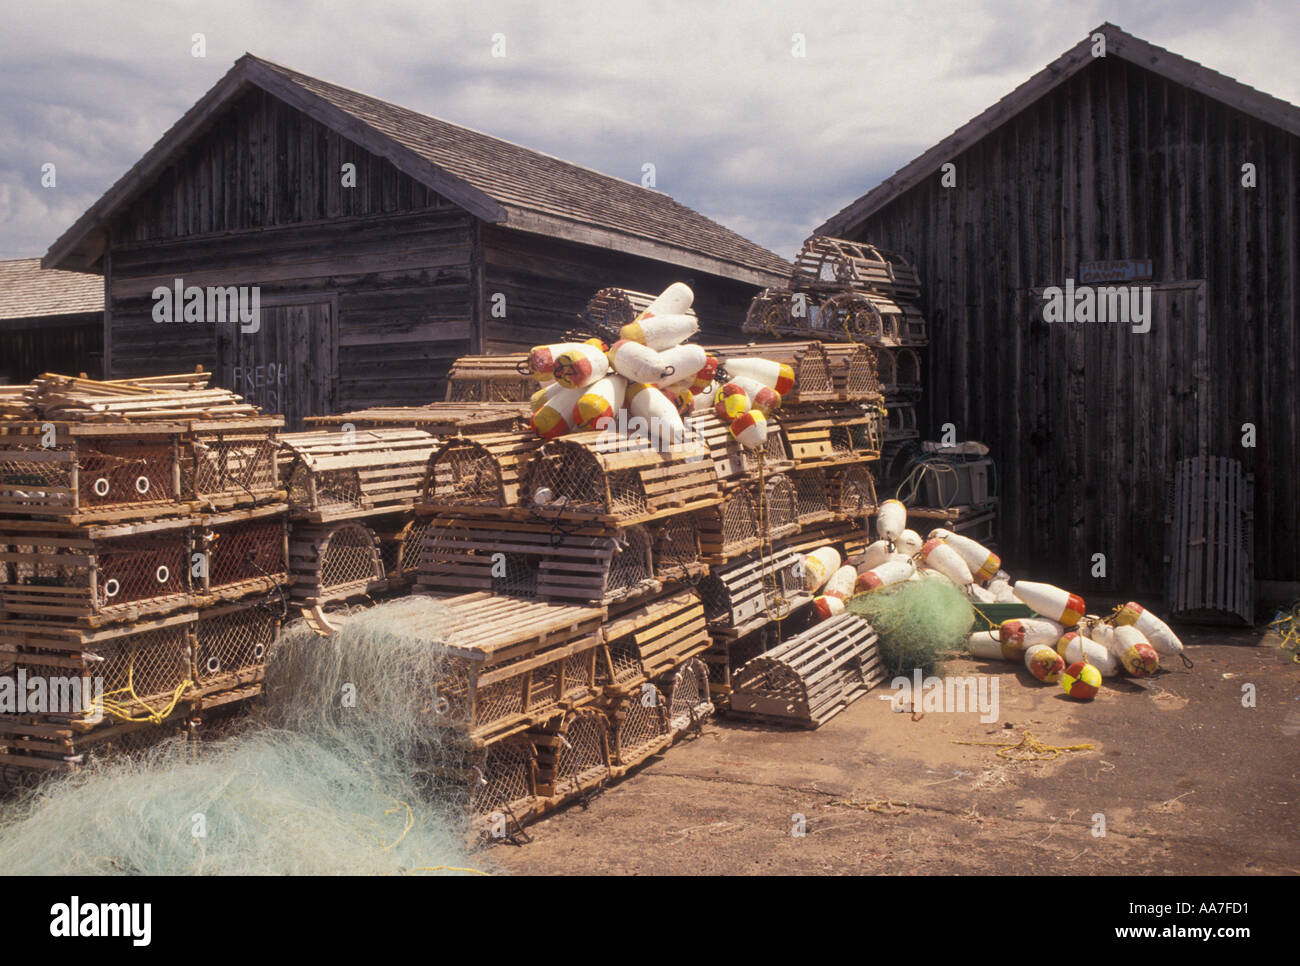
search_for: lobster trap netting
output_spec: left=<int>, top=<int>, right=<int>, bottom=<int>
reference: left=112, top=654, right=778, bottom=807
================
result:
left=76, top=623, right=192, bottom=707
left=468, top=740, right=536, bottom=816
left=316, top=523, right=384, bottom=597
left=650, top=514, right=701, bottom=580
left=605, top=526, right=654, bottom=598
left=393, top=518, right=430, bottom=581
left=424, top=439, right=504, bottom=506
left=818, top=293, right=884, bottom=343
left=609, top=685, right=669, bottom=766
left=192, top=434, right=278, bottom=502
left=896, top=347, right=922, bottom=389
left=206, top=518, right=286, bottom=591
left=288, top=463, right=363, bottom=514
left=662, top=658, right=714, bottom=733
left=75, top=440, right=178, bottom=511
left=194, top=605, right=278, bottom=683
left=836, top=465, right=878, bottom=517
left=877, top=348, right=898, bottom=393
left=600, top=633, right=645, bottom=687
left=794, top=470, right=832, bottom=523
left=762, top=475, right=799, bottom=537
left=551, top=710, right=611, bottom=793
left=96, top=534, right=190, bottom=610
left=720, top=487, right=760, bottom=551
left=743, top=288, right=794, bottom=335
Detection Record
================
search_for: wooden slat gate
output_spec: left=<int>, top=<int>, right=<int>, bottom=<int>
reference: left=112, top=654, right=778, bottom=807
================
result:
left=1166, top=456, right=1253, bottom=623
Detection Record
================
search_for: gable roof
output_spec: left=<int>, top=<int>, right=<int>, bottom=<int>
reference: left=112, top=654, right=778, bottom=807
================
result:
left=0, top=257, right=102, bottom=322
left=818, top=22, right=1300, bottom=237
left=45, top=55, right=791, bottom=286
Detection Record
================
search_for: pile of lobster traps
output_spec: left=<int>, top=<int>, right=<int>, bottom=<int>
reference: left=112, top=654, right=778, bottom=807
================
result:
left=0, top=372, right=289, bottom=787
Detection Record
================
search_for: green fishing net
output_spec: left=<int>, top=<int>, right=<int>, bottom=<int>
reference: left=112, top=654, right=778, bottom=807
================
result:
left=0, top=597, right=493, bottom=875
left=845, top=575, right=974, bottom=676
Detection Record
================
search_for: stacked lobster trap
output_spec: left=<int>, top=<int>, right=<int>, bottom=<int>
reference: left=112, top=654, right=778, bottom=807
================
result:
left=0, top=372, right=289, bottom=787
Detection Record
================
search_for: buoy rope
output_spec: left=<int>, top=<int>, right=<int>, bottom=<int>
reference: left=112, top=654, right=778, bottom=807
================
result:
left=953, top=729, right=1095, bottom=762
left=754, top=450, right=788, bottom=642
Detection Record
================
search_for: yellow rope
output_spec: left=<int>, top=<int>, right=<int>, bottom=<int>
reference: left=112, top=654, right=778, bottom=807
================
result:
left=95, top=643, right=194, bottom=725
left=406, top=865, right=491, bottom=876
left=953, top=729, right=1095, bottom=762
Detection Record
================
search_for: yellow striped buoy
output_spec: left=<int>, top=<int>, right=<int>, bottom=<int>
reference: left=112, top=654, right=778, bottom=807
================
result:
left=552, top=343, right=610, bottom=389
left=1109, top=624, right=1161, bottom=677
left=720, top=375, right=781, bottom=417
left=1024, top=643, right=1066, bottom=682
left=920, top=538, right=973, bottom=586
left=999, top=617, right=1064, bottom=648
left=812, top=594, right=846, bottom=621
left=531, top=384, right=585, bottom=439
left=572, top=375, right=627, bottom=431
left=723, top=357, right=795, bottom=396
left=608, top=339, right=670, bottom=384
left=1060, top=661, right=1102, bottom=699
left=1056, top=630, right=1117, bottom=676
left=968, top=630, right=1021, bottom=661
left=1114, top=601, right=1185, bottom=658
left=620, top=311, right=698, bottom=351
left=800, top=547, right=842, bottom=592
left=691, top=356, right=719, bottom=394
left=625, top=381, right=685, bottom=447
left=728, top=409, right=768, bottom=448
left=931, top=529, right=1001, bottom=583
left=529, top=339, right=605, bottom=382
left=1012, top=581, right=1086, bottom=626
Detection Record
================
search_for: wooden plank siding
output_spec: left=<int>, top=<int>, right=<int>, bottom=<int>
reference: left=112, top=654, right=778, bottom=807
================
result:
left=480, top=224, right=757, bottom=349
left=849, top=55, right=1300, bottom=590
left=0, top=314, right=101, bottom=384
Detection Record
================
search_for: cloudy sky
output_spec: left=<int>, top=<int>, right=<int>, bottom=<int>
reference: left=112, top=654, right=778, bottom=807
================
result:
left=2, top=0, right=1297, bottom=261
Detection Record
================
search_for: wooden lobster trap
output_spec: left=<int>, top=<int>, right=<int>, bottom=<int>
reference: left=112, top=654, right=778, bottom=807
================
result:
left=0, top=421, right=185, bottom=523
left=883, top=401, right=920, bottom=441
left=417, top=431, right=543, bottom=514
left=877, top=346, right=922, bottom=397
left=706, top=342, right=836, bottom=404
left=582, top=286, right=698, bottom=331
left=445, top=354, right=534, bottom=403
left=376, top=514, right=429, bottom=591
left=195, top=506, right=288, bottom=605
left=701, top=623, right=782, bottom=706
left=416, top=516, right=659, bottom=606
left=522, top=431, right=720, bottom=526
left=682, top=412, right=793, bottom=482
left=792, top=468, right=835, bottom=525
left=829, top=464, right=879, bottom=519
left=782, top=519, right=870, bottom=563
left=780, top=403, right=882, bottom=467
left=306, top=402, right=529, bottom=437
left=530, top=708, right=611, bottom=801
left=0, top=517, right=193, bottom=626
left=698, top=545, right=808, bottom=637
left=648, top=513, right=705, bottom=582
left=822, top=343, right=884, bottom=401
left=728, top=611, right=885, bottom=728
left=189, top=417, right=283, bottom=511
left=697, top=484, right=762, bottom=561
left=742, top=288, right=797, bottom=337
left=659, top=657, right=714, bottom=734
left=464, top=736, right=539, bottom=829
left=0, top=705, right=190, bottom=780
left=289, top=519, right=386, bottom=608
left=281, top=428, right=437, bottom=522
left=601, top=590, right=711, bottom=684
left=816, top=293, right=899, bottom=345
left=408, top=594, right=606, bottom=746
left=789, top=236, right=922, bottom=301
left=761, top=474, right=800, bottom=539
left=192, top=600, right=279, bottom=696
left=605, top=683, right=672, bottom=774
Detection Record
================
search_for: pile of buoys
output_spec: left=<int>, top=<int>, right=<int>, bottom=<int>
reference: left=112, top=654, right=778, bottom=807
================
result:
left=845, top=499, right=1189, bottom=699
left=527, top=283, right=795, bottom=453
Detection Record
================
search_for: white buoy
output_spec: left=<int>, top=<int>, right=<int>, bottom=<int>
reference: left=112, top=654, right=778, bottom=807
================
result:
left=1109, top=624, right=1161, bottom=676
left=632, top=283, right=695, bottom=321
left=822, top=564, right=857, bottom=600
left=968, top=630, right=1020, bottom=661
left=800, top=547, right=842, bottom=592
left=729, top=410, right=768, bottom=449
left=998, top=617, right=1064, bottom=648
left=722, top=375, right=781, bottom=417
left=531, top=384, right=585, bottom=439
left=723, top=357, right=795, bottom=395
left=529, top=340, right=605, bottom=382
left=1114, top=602, right=1186, bottom=660
left=853, top=539, right=893, bottom=573
left=920, top=538, right=974, bottom=586
left=1024, top=643, right=1066, bottom=682
left=932, top=529, right=1002, bottom=583
left=620, top=311, right=698, bottom=351
left=530, top=380, right=562, bottom=413
left=1012, top=580, right=1086, bottom=627
left=896, top=529, right=923, bottom=557
left=876, top=499, right=907, bottom=543
left=572, top=375, right=627, bottom=431
left=625, top=382, right=685, bottom=448
left=1056, top=630, right=1117, bottom=676
left=970, top=584, right=997, bottom=603
left=552, top=342, right=610, bottom=389
left=608, top=339, right=670, bottom=384
left=854, top=558, right=914, bottom=592
left=655, top=343, right=708, bottom=389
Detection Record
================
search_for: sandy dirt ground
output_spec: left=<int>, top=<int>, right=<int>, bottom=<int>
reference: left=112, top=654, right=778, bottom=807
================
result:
left=492, top=625, right=1300, bottom=875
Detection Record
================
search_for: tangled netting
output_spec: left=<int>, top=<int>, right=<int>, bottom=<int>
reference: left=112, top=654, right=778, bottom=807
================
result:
left=845, top=577, right=974, bottom=677
left=0, top=597, right=492, bottom=876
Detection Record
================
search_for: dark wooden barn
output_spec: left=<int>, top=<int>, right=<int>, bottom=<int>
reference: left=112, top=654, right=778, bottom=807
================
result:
left=43, top=54, right=790, bottom=429
left=0, top=257, right=103, bottom=384
left=817, top=22, right=1300, bottom=598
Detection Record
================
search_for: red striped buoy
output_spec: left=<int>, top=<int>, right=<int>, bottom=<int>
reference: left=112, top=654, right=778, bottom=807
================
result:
left=572, top=375, right=627, bottom=431
left=854, top=558, right=914, bottom=592
left=920, top=538, right=973, bottom=586
left=1024, top=643, right=1066, bottom=683
left=1056, top=630, right=1116, bottom=676
left=531, top=384, right=585, bottom=439
left=998, top=617, right=1063, bottom=648
left=1013, top=580, right=1086, bottom=627
left=620, top=311, right=698, bottom=351
left=729, top=409, right=768, bottom=449
left=552, top=342, right=610, bottom=389
left=723, top=357, right=795, bottom=396
left=1109, top=625, right=1161, bottom=677
left=931, top=529, right=1001, bottom=583
left=968, top=630, right=1021, bottom=661
left=1114, top=602, right=1185, bottom=659
left=812, top=594, right=846, bottom=621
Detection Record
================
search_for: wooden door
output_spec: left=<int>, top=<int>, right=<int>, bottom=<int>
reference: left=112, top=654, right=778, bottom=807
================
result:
left=217, top=298, right=336, bottom=431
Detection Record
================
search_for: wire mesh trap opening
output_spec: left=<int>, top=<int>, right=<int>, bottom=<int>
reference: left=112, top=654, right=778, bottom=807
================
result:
left=660, top=657, right=714, bottom=734
left=607, top=684, right=671, bottom=770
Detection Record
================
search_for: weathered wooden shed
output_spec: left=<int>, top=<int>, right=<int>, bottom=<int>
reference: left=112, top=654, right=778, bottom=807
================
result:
left=817, top=22, right=1300, bottom=597
left=43, top=54, right=790, bottom=428
left=0, top=258, right=103, bottom=383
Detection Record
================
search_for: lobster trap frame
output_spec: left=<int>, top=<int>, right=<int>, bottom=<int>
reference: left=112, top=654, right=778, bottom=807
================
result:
left=601, top=589, right=711, bottom=684
left=195, top=506, right=289, bottom=604
left=683, top=412, right=794, bottom=483
left=706, top=342, right=836, bottom=404
left=792, top=469, right=835, bottom=525
left=659, top=657, right=714, bottom=734
left=445, top=354, right=534, bottom=403
left=530, top=708, right=611, bottom=801
left=779, top=403, right=882, bottom=467
left=789, top=236, right=922, bottom=300
left=416, top=516, right=658, bottom=606
left=697, top=485, right=762, bottom=561
left=729, top=611, right=884, bottom=728
left=877, top=346, right=922, bottom=397
left=418, top=431, right=543, bottom=513
left=822, top=343, right=884, bottom=401
left=0, top=517, right=193, bottom=626
left=522, top=431, right=720, bottom=526
left=289, top=519, right=386, bottom=608
left=761, top=474, right=800, bottom=539
left=698, top=545, right=808, bottom=638
left=189, top=417, right=284, bottom=511
left=605, top=683, right=672, bottom=774
left=280, top=428, right=437, bottom=522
